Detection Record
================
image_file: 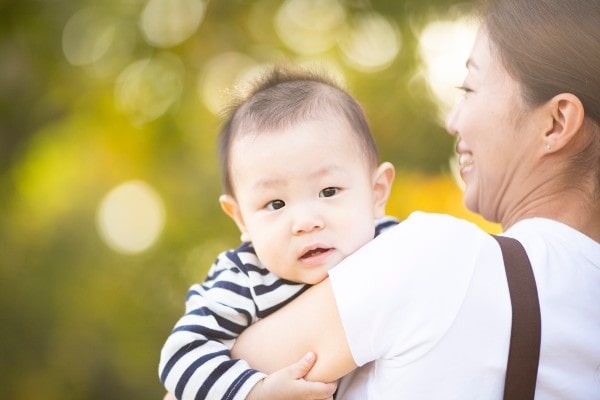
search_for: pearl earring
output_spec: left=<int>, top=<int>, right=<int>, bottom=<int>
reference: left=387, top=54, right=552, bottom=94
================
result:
left=545, top=143, right=551, bottom=150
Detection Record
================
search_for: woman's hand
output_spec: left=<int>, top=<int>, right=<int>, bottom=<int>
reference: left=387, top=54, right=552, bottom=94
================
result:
left=246, top=352, right=337, bottom=400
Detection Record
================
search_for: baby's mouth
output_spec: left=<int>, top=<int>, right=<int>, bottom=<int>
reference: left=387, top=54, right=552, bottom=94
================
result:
left=300, top=247, right=330, bottom=259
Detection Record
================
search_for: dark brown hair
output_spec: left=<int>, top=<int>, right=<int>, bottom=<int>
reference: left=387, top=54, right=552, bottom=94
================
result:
left=217, top=65, right=379, bottom=196
left=482, top=0, right=600, bottom=190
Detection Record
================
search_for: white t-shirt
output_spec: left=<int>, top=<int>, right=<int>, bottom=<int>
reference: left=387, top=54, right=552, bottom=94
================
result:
left=329, top=211, right=600, bottom=399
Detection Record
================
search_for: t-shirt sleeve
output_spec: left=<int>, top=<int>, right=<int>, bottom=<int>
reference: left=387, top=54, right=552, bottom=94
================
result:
left=328, top=212, right=484, bottom=367
left=158, top=248, right=266, bottom=400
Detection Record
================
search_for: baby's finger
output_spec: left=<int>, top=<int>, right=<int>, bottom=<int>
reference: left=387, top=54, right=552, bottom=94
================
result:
left=288, top=352, right=318, bottom=379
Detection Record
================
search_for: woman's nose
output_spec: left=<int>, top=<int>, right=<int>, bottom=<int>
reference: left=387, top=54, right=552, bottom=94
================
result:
left=445, top=102, right=460, bottom=137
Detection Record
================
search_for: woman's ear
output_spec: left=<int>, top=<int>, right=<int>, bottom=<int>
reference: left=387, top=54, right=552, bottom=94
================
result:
left=372, top=162, right=395, bottom=219
left=219, top=194, right=250, bottom=242
left=544, top=93, right=585, bottom=152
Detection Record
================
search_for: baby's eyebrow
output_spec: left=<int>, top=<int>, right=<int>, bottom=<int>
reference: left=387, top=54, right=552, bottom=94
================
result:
left=250, top=164, right=348, bottom=191
left=251, top=178, right=284, bottom=190
left=310, top=165, right=346, bottom=178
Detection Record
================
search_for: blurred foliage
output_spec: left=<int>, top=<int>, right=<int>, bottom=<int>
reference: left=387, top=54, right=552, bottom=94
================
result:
left=0, top=0, right=499, bottom=399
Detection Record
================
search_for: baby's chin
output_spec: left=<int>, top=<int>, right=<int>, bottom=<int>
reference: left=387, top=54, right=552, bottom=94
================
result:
left=298, top=268, right=332, bottom=285
left=276, top=267, right=329, bottom=285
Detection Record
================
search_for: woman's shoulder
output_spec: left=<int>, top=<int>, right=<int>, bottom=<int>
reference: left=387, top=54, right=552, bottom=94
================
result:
left=386, top=211, right=489, bottom=245
left=404, top=210, right=480, bottom=227
left=506, top=218, right=600, bottom=268
left=336, top=211, right=494, bottom=280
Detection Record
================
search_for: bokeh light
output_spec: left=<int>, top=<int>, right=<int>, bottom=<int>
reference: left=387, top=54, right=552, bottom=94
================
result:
left=140, top=0, right=207, bottom=48
left=339, top=12, right=401, bottom=72
left=62, top=7, right=117, bottom=66
left=198, top=52, right=261, bottom=115
left=96, top=180, right=166, bottom=254
left=275, top=0, right=347, bottom=55
left=417, top=17, right=477, bottom=123
left=115, top=53, right=184, bottom=124
left=62, top=7, right=138, bottom=78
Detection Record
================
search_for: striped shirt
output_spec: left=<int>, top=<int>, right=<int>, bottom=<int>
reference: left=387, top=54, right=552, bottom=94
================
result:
left=159, top=217, right=399, bottom=400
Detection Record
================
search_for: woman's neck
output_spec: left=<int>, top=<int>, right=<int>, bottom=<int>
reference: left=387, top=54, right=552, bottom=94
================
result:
left=501, top=189, right=600, bottom=243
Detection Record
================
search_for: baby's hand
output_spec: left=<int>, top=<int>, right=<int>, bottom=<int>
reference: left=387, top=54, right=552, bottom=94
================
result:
left=247, top=352, right=337, bottom=400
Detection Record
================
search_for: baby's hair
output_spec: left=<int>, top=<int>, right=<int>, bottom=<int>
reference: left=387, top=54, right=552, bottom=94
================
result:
left=218, top=64, right=379, bottom=196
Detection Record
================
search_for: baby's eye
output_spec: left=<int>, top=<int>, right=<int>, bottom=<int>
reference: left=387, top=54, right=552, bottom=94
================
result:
left=320, top=187, right=339, bottom=198
left=266, top=199, right=285, bottom=210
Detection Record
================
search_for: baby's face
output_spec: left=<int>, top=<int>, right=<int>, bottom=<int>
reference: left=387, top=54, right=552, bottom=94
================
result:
left=228, top=117, right=378, bottom=284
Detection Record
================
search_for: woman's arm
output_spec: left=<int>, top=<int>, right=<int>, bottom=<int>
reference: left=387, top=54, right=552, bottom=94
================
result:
left=232, top=278, right=358, bottom=383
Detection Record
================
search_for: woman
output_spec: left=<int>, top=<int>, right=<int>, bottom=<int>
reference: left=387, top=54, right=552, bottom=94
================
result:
left=232, top=0, right=600, bottom=398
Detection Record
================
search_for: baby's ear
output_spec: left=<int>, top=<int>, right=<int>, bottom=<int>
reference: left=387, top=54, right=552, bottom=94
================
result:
left=372, top=162, right=395, bottom=218
left=219, top=195, right=249, bottom=241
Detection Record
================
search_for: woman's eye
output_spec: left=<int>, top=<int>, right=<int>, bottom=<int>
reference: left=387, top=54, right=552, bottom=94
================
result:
left=320, top=187, right=339, bottom=198
left=457, top=85, right=473, bottom=94
left=266, top=199, right=285, bottom=210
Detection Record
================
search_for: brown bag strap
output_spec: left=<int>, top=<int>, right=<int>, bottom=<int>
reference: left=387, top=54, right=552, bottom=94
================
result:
left=491, top=235, right=541, bottom=400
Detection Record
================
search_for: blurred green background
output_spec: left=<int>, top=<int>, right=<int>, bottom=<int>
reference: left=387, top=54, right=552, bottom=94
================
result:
left=0, top=0, right=499, bottom=398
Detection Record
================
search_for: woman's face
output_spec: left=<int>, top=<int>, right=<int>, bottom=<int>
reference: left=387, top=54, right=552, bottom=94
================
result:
left=445, top=27, right=543, bottom=224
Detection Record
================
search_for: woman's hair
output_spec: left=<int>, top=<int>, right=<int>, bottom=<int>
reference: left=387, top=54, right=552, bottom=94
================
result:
left=217, top=65, right=379, bottom=196
left=481, top=0, right=600, bottom=191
